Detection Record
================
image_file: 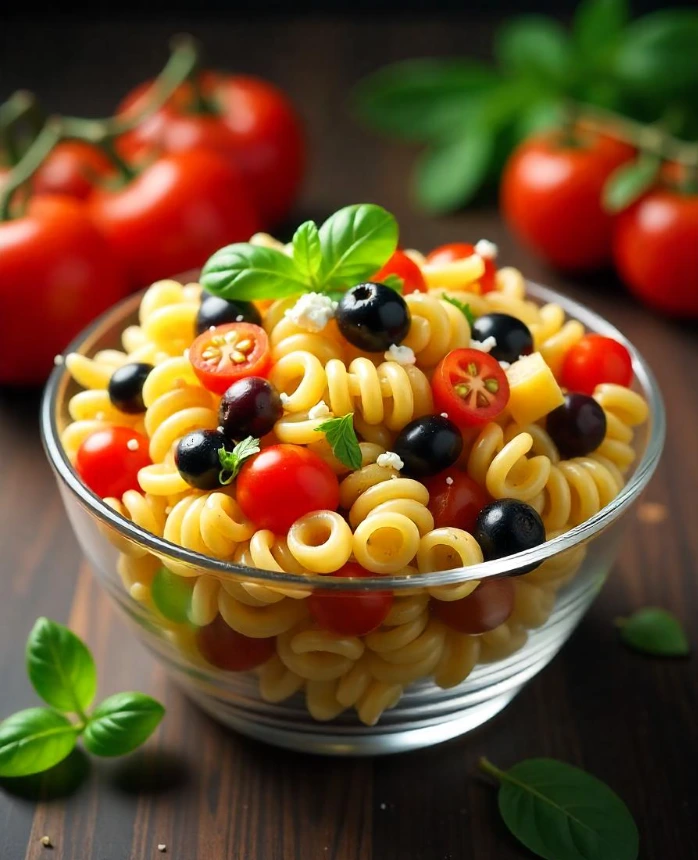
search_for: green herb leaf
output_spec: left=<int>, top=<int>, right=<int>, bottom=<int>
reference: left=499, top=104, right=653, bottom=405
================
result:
left=292, top=221, right=322, bottom=285
left=0, top=708, right=79, bottom=778
left=218, top=437, right=261, bottom=485
left=442, top=295, right=476, bottom=327
left=151, top=567, right=193, bottom=624
left=414, top=129, right=493, bottom=213
left=617, top=607, right=690, bottom=657
left=316, top=413, right=362, bottom=471
left=495, top=16, right=570, bottom=85
left=602, top=154, right=660, bottom=213
left=201, top=243, right=309, bottom=301
left=480, top=757, right=639, bottom=860
left=83, top=693, right=164, bottom=758
left=574, top=0, right=629, bottom=60
left=381, top=273, right=404, bottom=293
left=26, top=618, right=96, bottom=716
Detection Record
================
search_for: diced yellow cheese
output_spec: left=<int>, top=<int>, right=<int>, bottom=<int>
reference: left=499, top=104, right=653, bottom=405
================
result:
left=505, top=352, right=564, bottom=426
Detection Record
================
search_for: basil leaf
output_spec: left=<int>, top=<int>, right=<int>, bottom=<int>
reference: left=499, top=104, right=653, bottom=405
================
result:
left=496, top=17, right=570, bottom=86
left=0, top=708, right=79, bottom=778
left=316, top=413, right=362, bottom=471
left=151, top=567, right=193, bottom=624
left=443, top=295, right=476, bottom=327
left=617, top=607, right=690, bottom=657
left=381, top=274, right=404, bottom=293
left=481, top=757, right=639, bottom=860
left=26, top=618, right=96, bottom=715
left=201, top=243, right=309, bottom=301
left=292, top=221, right=322, bottom=285
left=602, top=155, right=660, bottom=213
left=83, top=692, right=165, bottom=757
left=574, top=0, right=629, bottom=60
left=218, top=436, right=261, bottom=485
left=318, top=204, right=398, bottom=290
left=414, top=129, right=493, bottom=213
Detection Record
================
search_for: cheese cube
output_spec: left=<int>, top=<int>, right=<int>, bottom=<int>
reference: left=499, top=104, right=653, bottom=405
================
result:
left=505, top=352, right=564, bottom=426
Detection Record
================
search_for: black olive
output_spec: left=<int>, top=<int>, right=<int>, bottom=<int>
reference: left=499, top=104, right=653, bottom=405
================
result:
left=219, top=377, right=283, bottom=440
left=546, top=393, right=607, bottom=458
left=195, top=293, right=261, bottom=335
left=471, top=313, right=534, bottom=364
left=336, top=282, right=411, bottom=352
left=392, top=415, right=463, bottom=479
left=175, top=429, right=234, bottom=490
left=107, top=362, right=153, bottom=414
left=474, top=499, right=545, bottom=574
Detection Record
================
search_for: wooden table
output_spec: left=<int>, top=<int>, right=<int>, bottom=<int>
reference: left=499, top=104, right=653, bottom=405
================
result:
left=1, top=16, right=696, bottom=860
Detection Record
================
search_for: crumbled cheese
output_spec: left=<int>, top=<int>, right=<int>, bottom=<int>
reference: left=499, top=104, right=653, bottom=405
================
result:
left=445, top=476, right=454, bottom=486
left=236, top=315, right=244, bottom=322
left=126, top=438, right=139, bottom=451
left=384, top=344, right=416, bottom=365
left=499, top=360, right=511, bottom=370
left=377, top=451, right=404, bottom=471
left=53, top=354, right=64, bottom=366
left=285, top=292, right=337, bottom=332
left=157, top=845, right=167, bottom=853
left=440, top=412, right=449, bottom=419
left=471, top=336, right=497, bottom=353
left=474, top=239, right=498, bottom=260
left=279, top=392, right=290, bottom=406
left=308, top=400, right=331, bottom=420
left=209, top=325, right=217, bottom=332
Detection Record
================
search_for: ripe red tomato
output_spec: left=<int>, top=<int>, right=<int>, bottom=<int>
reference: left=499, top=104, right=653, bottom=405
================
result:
left=32, top=141, right=114, bottom=200
left=89, top=149, right=260, bottom=287
left=373, top=250, right=427, bottom=295
left=189, top=323, right=271, bottom=394
left=432, top=348, right=510, bottom=427
left=501, top=132, right=634, bottom=271
left=560, top=335, right=633, bottom=395
left=426, top=242, right=497, bottom=293
left=75, top=427, right=152, bottom=498
left=426, top=471, right=490, bottom=533
left=237, top=444, right=340, bottom=533
left=613, top=189, right=698, bottom=317
left=118, top=73, right=304, bottom=226
left=308, top=562, right=393, bottom=636
left=431, top=578, right=515, bottom=634
left=196, top=615, right=275, bottom=671
left=0, top=195, right=129, bottom=385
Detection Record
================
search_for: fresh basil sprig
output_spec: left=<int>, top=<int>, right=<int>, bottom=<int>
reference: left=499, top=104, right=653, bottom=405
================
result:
left=316, top=413, right=362, bottom=471
left=616, top=607, right=690, bottom=657
left=201, top=204, right=398, bottom=301
left=218, top=436, right=261, bottom=485
left=0, top=619, right=164, bottom=778
left=442, top=294, right=476, bottom=327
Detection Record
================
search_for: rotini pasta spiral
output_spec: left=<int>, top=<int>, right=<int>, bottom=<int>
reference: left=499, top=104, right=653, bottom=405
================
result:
left=467, top=424, right=551, bottom=501
left=402, top=293, right=471, bottom=367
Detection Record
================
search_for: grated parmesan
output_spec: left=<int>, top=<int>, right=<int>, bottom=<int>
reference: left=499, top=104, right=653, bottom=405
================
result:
left=384, top=344, right=416, bottom=365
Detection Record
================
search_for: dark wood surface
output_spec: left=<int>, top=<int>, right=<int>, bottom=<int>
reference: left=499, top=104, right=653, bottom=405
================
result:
left=1, top=16, right=697, bottom=860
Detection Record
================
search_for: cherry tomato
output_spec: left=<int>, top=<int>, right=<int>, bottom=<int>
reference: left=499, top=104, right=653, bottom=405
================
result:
left=560, top=335, right=633, bottom=395
left=613, top=189, right=698, bottom=317
left=432, top=348, right=510, bottom=427
left=189, top=322, right=271, bottom=395
left=431, top=578, right=515, bottom=634
left=426, top=471, right=490, bottom=533
left=75, top=427, right=151, bottom=499
left=237, top=444, right=340, bottom=533
left=0, top=195, right=129, bottom=385
left=501, top=131, right=634, bottom=271
left=118, top=73, right=304, bottom=226
left=426, top=242, right=497, bottom=293
left=308, top=562, right=394, bottom=636
left=89, top=149, right=260, bottom=287
left=373, top=250, right=427, bottom=295
left=196, top=615, right=275, bottom=671
left=32, top=141, right=114, bottom=200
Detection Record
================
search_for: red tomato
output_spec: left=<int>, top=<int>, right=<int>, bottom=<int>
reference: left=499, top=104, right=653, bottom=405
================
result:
left=613, top=189, right=698, bottom=317
left=75, top=427, right=151, bottom=499
left=89, top=149, right=260, bottom=287
left=308, top=562, right=393, bottom=636
left=426, top=242, right=497, bottom=293
left=431, top=578, right=515, bottom=634
left=432, top=349, right=510, bottom=427
left=237, top=445, right=340, bottom=533
left=560, top=335, right=633, bottom=395
left=501, top=132, right=634, bottom=271
left=189, top=322, right=271, bottom=394
left=32, top=141, right=114, bottom=200
left=426, top=471, right=490, bottom=533
left=118, top=73, right=304, bottom=226
left=0, top=195, right=129, bottom=385
left=196, top=615, right=275, bottom=670
left=373, top=250, right=427, bottom=295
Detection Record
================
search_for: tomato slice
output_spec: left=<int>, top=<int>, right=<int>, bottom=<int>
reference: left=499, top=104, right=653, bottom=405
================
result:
left=189, top=322, right=271, bottom=394
left=76, top=427, right=152, bottom=498
left=432, top=348, right=510, bottom=427
left=430, top=578, right=515, bottom=634
left=373, top=249, right=427, bottom=295
left=426, top=242, right=497, bottom=293
left=560, top=335, right=633, bottom=395
left=195, top=615, right=276, bottom=670
left=308, top=563, right=394, bottom=636
left=425, top=471, right=491, bottom=533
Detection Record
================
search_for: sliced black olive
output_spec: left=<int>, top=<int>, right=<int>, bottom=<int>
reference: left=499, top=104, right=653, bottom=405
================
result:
left=196, top=293, right=261, bottom=335
left=219, top=377, right=283, bottom=440
left=336, top=282, right=410, bottom=352
left=471, top=313, right=533, bottom=364
left=392, top=415, right=463, bottom=479
left=175, top=429, right=234, bottom=490
left=107, top=362, right=153, bottom=414
left=546, top=393, right=607, bottom=458
left=474, top=499, right=545, bottom=574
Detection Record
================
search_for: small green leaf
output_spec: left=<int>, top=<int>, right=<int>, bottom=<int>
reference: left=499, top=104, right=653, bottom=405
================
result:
left=414, top=129, right=493, bottom=213
left=0, top=708, right=79, bottom=778
left=316, top=413, right=362, bottom=471
left=442, top=295, right=476, bottom=327
left=574, top=0, right=629, bottom=59
left=292, top=221, right=322, bottom=284
left=201, top=243, right=310, bottom=301
left=218, top=436, right=261, bottom=485
left=381, top=273, right=404, bottom=293
left=496, top=17, right=570, bottom=85
left=617, top=608, right=690, bottom=657
left=83, top=693, right=165, bottom=758
left=151, top=567, right=193, bottom=624
left=480, top=757, right=639, bottom=860
left=602, top=155, right=660, bottom=213
left=26, top=618, right=96, bottom=716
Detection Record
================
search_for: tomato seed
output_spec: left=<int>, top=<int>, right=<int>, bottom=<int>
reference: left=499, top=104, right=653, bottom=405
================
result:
left=484, top=378, right=499, bottom=393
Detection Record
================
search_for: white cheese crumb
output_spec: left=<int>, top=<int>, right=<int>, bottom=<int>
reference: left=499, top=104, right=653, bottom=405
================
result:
left=471, top=336, right=496, bottom=353
left=157, top=845, right=167, bottom=853
left=40, top=836, right=52, bottom=848
left=474, top=239, right=498, bottom=260
left=377, top=451, right=404, bottom=471
left=53, top=354, right=64, bottom=366
left=285, top=292, right=337, bottom=332
left=236, top=314, right=244, bottom=322
left=126, top=438, right=139, bottom=451
left=498, top=360, right=511, bottom=370
left=308, top=400, right=331, bottom=420
left=445, top=476, right=454, bottom=486
left=279, top=392, right=290, bottom=406
left=384, top=344, right=416, bottom=365
left=209, top=325, right=217, bottom=332
left=440, top=412, right=449, bottom=419
left=380, top=803, right=387, bottom=810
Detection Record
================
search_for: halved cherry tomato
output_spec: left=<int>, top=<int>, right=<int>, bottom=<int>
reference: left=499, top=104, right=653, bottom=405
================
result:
left=430, top=578, right=515, bottom=634
left=308, top=562, right=394, bottom=636
left=373, top=249, right=427, bottom=295
left=236, top=444, right=340, bottom=533
left=426, top=471, right=490, bottom=533
left=426, top=242, right=497, bottom=293
left=196, top=615, right=275, bottom=671
left=75, top=427, right=151, bottom=499
left=189, top=322, right=271, bottom=394
left=432, top=349, right=510, bottom=427
left=560, top=335, right=633, bottom=395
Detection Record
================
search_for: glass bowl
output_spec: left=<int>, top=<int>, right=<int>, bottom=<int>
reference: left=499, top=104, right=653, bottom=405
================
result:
left=41, top=281, right=665, bottom=756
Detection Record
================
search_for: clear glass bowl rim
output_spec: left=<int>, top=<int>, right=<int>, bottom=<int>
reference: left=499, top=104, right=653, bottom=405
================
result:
left=41, top=279, right=666, bottom=593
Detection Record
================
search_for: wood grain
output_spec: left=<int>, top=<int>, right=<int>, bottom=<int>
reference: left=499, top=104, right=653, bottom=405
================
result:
left=1, top=16, right=697, bottom=860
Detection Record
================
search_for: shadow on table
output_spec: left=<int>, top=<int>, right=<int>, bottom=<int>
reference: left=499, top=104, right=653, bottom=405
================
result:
left=0, top=749, right=90, bottom=802
left=107, top=749, right=191, bottom=796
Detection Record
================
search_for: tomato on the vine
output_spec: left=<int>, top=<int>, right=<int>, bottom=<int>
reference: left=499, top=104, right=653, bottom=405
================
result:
left=425, top=471, right=490, bottom=533
left=196, top=615, right=276, bottom=670
left=427, top=242, right=497, bottom=293
left=75, top=427, right=151, bottom=499
left=308, top=562, right=393, bottom=637
left=431, top=578, right=515, bottom=634
left=373, top=250, right=427, bottom=295
left=189, top=322, right=271, bottom=394
left=33, top=141, right=114, bottom=200
left=432, top=348, right=510, bottom=427
left=560, top=335, right=633, bottom=395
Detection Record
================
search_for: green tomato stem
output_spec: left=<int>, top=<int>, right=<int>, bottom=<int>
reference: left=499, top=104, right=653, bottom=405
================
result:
left=0, top=120, right=62, bottom=220
left=0, top=90, right=41, bottom=166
